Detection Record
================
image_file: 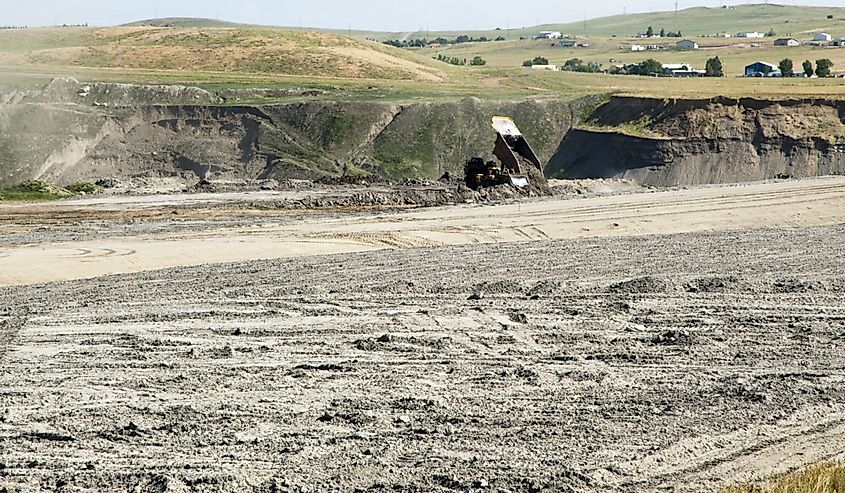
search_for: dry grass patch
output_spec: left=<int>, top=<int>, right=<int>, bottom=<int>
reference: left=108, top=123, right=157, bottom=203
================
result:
left=724, top=463, right=845, bottom=493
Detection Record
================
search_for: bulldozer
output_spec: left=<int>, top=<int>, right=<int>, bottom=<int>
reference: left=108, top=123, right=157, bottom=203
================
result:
left=464, top=116, right=544, bottom=189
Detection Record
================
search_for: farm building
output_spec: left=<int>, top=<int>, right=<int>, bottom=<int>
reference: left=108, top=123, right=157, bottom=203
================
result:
left=676, top=40, right=699, bottom=50
left=774, top=38, right=799, bottom=47
left=530, top=64, right=559, bottom=71
left=630, top=44, right=646, bottom=51
left=814, top=33, right=833, bottom=41
left=736, top=32, right=764, bottom=38
left=559, top=40, right=577, bottom=47
left=745, top=61, right=779, bottom=77
left=537, top=31, right=562, bottom=39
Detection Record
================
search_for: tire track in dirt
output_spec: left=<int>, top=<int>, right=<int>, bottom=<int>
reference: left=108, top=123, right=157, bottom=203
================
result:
left=0, top=312, right=26, bottom=362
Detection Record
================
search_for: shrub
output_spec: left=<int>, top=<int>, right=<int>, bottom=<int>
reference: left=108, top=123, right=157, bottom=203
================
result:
left=470, top=56, right=486, bottom=66
left=66, top=182, right=99, bottom=194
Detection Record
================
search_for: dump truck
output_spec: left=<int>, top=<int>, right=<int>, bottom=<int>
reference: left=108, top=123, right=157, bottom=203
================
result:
left=464, top=116, right=544, bottom=189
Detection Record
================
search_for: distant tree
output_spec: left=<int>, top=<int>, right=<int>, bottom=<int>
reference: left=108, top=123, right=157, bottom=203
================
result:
left=562, top=58, right=602, bottom=73
left=803, top=60, right=814, bottom=77
left=816, top=58, right=834, bottom=77
left=779, top=58, right=794, bottom=77
left=523, top=56, right=549, bottom=67
left=660, top=28, right=666, bottom=37
left=638, top=58, right=665, bottom=76
left=470, top=56, right=487, bottom=66
left=765, top=28, right=777, bottom=37
left=495, top=36, right=506, bottom=41
left=455, top=34, right=470, bottom=44
left=678, top=30, right=682, bottom=37
left=705, top=56, right=724, bottom=77
left=646, top=26, right=654, bottom=37
left=563, top=58, right=583, bottom=70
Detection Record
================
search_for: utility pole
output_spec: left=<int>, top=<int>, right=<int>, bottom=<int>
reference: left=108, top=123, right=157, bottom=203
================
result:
left=675, top=1, right=679, bottom=14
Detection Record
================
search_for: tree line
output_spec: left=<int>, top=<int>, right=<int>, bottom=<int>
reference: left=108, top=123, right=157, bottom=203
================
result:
left=643, top=26, right=683, bottom=38
left=777, top=58, right=834, bottom=77
left=434, top=54, right=486, bottom=66
left=384, top=35, right=505, bottom=48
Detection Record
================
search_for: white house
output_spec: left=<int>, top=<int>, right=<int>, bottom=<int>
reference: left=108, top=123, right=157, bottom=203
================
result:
left=530, top=64, right=559, bottom=71
left=630, top=44, right=646, bottom=51
left=736, top=32, right=764, bottom=38
left=537, top=31, right=562, bottom=39
left=676, top=39, right=699, bottom=50
left=814, top=33, right=833, bottom=41
left=774, top=38, right=799, bottom=47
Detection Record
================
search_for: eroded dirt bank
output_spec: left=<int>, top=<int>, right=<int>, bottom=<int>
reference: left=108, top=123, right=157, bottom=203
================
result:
left=1, top=223, right=844, bottom=492
left=0, top=79, right=596, bottom=186
left=548, top=96, right=845, bottom=186
left=6, top=81, right=845, bottom=188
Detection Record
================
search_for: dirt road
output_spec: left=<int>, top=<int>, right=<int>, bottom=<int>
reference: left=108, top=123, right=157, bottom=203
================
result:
left=1, top=178, right=845, bottom=492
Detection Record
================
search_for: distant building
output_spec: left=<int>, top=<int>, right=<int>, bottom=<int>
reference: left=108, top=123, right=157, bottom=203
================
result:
left=530, top=64, right=559, bottom=71
left=630, top=44, right=646, bottom=51
left=717, top=33, right=732, bottom=38
left=736, top=32, right=764, bottom=38
left=774, top=38, right=799, bottom=47
left=537, top=31, right=562, bottom=39
left=814, top=33, right=833, bottom=41
left=559, top=40, right=577, bottom=47
left=745, top=61, right=778, bottom=77
left=832, top=37, right=845, bottom=47
left=662, top=63, right=704, bottom=77
left=676, top=39, right=699, bottom=50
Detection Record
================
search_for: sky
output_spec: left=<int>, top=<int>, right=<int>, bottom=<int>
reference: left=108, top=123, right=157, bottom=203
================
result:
left=2, top=1, right=844, bottom=31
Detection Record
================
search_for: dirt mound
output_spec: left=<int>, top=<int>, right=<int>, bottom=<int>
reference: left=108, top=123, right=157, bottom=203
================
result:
left=608, top=276, right=675, bottom=294
left=686, top=276, right=739, bottom=293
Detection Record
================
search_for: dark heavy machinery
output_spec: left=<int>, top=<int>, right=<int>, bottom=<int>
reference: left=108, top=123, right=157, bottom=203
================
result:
left=464, top=116, right=544, bottom=189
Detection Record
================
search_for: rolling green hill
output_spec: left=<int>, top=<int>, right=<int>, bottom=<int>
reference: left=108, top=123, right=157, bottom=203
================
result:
left=373, top=4, right=845, bottom=41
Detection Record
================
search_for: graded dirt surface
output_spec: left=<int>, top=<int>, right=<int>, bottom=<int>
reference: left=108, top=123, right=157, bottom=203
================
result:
left=1, top=178, right=845, bottom=492
left=0, top=176, right=845, bottom=286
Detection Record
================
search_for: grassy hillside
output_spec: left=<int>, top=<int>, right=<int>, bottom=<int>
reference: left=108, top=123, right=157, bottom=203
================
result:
left=4, top=5, right=845, bottom=104
left=379, top=4, right=845, bottom=41
left=0, top=26, right=446, bottom=82
left=123, top=18, right=249, bottom=28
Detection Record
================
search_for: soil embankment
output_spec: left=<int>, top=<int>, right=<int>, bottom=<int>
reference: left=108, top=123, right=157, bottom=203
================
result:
left=548, top=96, right=845, bottom=186
left=0, top=79, right=598, bottom=186
left=5, top=81, right=845, bottom=188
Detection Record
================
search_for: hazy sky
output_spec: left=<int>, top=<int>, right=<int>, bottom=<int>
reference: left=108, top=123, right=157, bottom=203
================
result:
left=3, top=1, right=844, bottom=31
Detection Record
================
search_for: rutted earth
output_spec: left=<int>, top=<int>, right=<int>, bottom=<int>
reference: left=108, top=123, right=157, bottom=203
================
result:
left=1, top=178, right=845, bottom=492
